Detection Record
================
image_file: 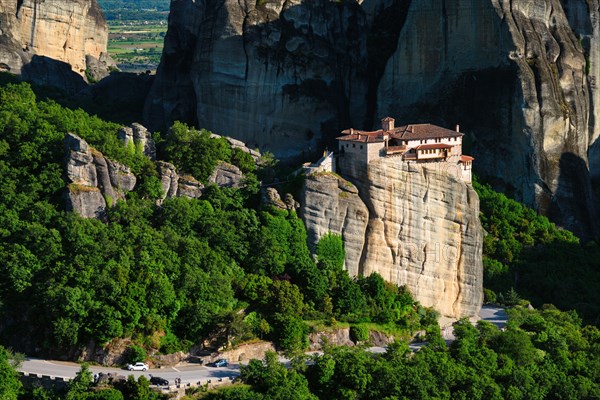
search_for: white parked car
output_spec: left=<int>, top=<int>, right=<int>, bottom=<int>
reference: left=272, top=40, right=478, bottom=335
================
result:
left=127, top=362, right=149, bottom=371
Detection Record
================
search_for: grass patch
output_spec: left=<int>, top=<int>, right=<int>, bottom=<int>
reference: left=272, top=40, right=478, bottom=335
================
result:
left=305, top=320, right=350, bottom=332
left=68, top=183, right=101, bottom=194
left=357, top=322, right=413, bottom=340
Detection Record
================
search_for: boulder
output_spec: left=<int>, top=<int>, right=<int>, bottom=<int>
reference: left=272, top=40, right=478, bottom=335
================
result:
left=209, top=162, right=244, bottom=188
left=177, top=175, right=204, bottom=199
left=262, top=187, right=287, bottom=210
left=118, top=123, right=156, bottom=160
left=64, top=133, right=136, bottom=217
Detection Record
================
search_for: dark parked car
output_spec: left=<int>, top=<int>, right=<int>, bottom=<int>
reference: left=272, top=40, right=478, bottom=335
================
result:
left=149, top=375, right=169, bottom=386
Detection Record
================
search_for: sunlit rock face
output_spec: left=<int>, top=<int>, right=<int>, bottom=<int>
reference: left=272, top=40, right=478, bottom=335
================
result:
left=301, top=158, right=483, bottom=318
left=0, top=0, right=112, bottom=80
left=64, top=133, right=137, bottom=218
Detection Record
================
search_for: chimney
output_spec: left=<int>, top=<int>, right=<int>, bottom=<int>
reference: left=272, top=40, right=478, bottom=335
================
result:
left=382, top=117, right=395, bottom=132
left=455, top=124, right=460, bottom=133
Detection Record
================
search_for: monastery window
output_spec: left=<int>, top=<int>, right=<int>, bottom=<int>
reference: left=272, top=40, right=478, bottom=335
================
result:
left=360, top=145, right=363, bottom=149
left=353, top=143, right=356, bottom=148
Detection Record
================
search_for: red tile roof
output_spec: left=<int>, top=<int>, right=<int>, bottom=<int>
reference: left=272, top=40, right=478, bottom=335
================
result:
left=385, top=145, right=407, bottom=155
left=415, top=143, right=453, bottom=150
left=337, top=129, right=385, bottom=143
left=389, top=124, right=463, bottom=140
left=338, top=123, right=463, bottom=144
left=460, top=155, right=474, bottom=162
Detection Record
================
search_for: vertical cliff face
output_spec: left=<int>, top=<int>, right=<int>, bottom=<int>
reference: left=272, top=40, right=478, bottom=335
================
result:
left=301, top=158, right=483, bottom=318
left=144, top=0, right=369, bottom=159
left=376, top=0, right=599, bottom=238
left=301, top=173, right=369, bottom=277
left=563, top=0, right=600, bottom=186
left=148, top=0, right=600, bottom=239
left=0, top=1, right=25, bottom=72
left=0, top=0, right=111, bottom=79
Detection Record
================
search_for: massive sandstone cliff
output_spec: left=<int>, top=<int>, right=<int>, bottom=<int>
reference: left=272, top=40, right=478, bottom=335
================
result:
left=144, top=0, right=369, bottom=159
left=0, top=0, right=112, bottom=81
left=301, top=158, right=483, bottom=318
left=147, top=0, right=600, bottom=239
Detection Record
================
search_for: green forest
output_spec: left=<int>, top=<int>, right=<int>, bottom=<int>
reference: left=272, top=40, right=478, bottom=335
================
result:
left=0, top=76, right=599, bottom=399
left=0, top=79, right=432, bottom=359
left=204, top=305, right=600, bottom=400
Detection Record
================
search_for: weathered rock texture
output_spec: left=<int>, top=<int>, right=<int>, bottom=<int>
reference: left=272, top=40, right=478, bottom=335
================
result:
left=118, top=123, right=157, bottom=160
left=563, top=1, right=600, bottom=188
left=63, top=125, right=259, bottom=217
left=308, top=328, right=354, bottom=351
left=301, top=173, right=369, bottom=277
left=376, top=0, right=600, bottom=239
left=208, top=161, right=244, bottom=189
left=64, top=133, right=136, bottom=218
left=0, top=1, right=26, bottom=73
left=144, top=0, right=369, bottom=159
left=262, top=187, right=298, bottom=210
left=156, top=161, right=204, bottom=203
left=147, top=0, right=600, bottom=239
left=301, top=160, right=484, bottom=318
left=0, top=0, right=112, bottom=80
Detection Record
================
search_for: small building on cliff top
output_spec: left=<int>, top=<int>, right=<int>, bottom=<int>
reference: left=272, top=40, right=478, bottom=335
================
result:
left=337, top=117, right=473, bottom=183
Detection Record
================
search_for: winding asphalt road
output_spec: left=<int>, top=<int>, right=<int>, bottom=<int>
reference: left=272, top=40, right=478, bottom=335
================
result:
left=19, top=306, right=508, bottom=384
left=20, top=359, right=240, bottom=386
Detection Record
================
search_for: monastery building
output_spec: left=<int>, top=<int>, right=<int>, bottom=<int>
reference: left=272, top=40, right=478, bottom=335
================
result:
left=337, top=117, right=474, bottom=183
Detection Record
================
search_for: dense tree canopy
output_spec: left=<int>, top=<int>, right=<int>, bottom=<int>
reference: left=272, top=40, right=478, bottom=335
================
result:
left=2, top=78, right=599, bottom=399
left=0, top=346, right=22, bottom=400
left=202, top=306, right=600, bottom=400
left=0, top=82, right=428, bottom=358
left=475, top=180, right=600, bottom=325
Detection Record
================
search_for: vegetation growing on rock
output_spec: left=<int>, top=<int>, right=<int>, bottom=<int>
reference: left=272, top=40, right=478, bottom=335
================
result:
left=0, top=82, right=430, bottom=359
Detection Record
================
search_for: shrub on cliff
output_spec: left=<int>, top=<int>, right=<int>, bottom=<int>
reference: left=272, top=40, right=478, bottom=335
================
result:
left=350, top=325, right=369, bottom=343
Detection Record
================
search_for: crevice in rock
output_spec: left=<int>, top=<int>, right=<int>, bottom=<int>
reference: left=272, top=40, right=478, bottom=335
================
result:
left=29, top=0, right=38, bottom=48
left=451, top=243, right=463, bottom=315
left=364, top=0, right=411, bottom=128
left=238, top=0, right=250, bottom=80
left=16, top=0, right=24, bottom=17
